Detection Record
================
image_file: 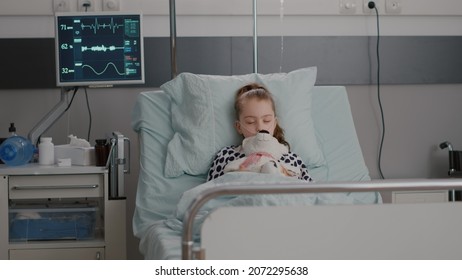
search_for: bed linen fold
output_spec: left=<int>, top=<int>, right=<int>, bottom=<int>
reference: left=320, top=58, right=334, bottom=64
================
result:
left=164, top=172, right=381, bottom=239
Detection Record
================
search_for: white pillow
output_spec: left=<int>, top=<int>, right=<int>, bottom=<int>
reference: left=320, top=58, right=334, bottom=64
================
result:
left=161, top=67, right=325, bottom=177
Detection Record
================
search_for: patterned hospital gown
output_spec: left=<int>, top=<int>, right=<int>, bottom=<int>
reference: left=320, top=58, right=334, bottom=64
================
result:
left=207, top=145, right=313, bottom=182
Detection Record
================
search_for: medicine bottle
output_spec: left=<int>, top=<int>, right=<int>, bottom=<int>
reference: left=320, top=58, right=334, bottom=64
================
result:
left=38, top=137, right=55, bottom=165
left=9, top=122, right=16, bottom=136
left=95, top=139, right=110, bottom=166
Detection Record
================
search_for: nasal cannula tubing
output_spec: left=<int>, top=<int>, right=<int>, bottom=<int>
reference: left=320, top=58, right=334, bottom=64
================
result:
left=238, top=118, right=277, bottom=135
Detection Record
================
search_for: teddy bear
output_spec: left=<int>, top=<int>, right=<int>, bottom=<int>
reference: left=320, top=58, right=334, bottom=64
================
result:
left=224, top=130, right=300, bottom=177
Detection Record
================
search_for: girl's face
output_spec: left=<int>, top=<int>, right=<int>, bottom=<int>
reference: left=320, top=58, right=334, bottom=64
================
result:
left=235, top=98, right=276, bottom=138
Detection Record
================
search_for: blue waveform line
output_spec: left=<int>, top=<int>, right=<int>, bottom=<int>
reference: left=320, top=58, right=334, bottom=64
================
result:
left=80, top=17, right=124, bottom=34
left=81, top=45, right=124, bottom=52
left=81, top=62, right=125, bottom=76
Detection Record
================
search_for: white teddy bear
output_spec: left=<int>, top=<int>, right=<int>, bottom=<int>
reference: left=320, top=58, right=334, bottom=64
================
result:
left=224, top=131, right=300, bottom=177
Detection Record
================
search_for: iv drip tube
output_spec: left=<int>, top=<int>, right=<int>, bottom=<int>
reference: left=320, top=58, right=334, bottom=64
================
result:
left=168, top=0, right=258, bottom=77
left=169, top=0, right=178, bottom=78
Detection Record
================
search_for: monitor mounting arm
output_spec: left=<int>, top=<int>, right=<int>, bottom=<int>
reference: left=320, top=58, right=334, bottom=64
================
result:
left=28, top=87, right=68, bottom=146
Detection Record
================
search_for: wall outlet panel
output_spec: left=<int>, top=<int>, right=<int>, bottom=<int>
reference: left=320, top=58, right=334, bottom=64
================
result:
left=386, top=0, right=402, bottom=14
left=363, top=0, right=384, bottom=14
left=339, top=0, right=358, bottom=15
left=103, top=0, right=120, bottom=11
left=78, top=0, right=95, bottom=12
left=53, top=0, right=71, bottom=12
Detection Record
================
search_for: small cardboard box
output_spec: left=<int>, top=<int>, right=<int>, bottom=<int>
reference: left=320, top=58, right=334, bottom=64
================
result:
left=54, top=145, right=95, bottom=166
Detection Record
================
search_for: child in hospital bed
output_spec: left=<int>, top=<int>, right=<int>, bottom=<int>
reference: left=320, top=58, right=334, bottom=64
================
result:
left=206, top=83, right=313, bottom=182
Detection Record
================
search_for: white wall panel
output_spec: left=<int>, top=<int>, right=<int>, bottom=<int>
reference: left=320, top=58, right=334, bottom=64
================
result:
left=2, top=0, right=462, bottom=16
left=2, top=14, right=462, bottom=38
left=1, top=0, right=462, bottom=38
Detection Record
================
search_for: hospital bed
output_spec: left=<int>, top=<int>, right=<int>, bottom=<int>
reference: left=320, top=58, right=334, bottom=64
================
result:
left=131, top=67, right=462, bottom=260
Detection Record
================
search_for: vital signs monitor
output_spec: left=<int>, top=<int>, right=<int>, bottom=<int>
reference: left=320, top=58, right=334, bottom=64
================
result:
left=55, top=12, right=144, bottom=87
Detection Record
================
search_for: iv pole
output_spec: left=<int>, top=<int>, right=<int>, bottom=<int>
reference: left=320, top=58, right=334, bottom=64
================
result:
left=252, top=0, right=258, bottom=73
left=168, top=0, right=258, bottom=77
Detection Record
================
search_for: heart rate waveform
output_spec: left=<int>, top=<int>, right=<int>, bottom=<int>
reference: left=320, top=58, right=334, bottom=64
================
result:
left=80, top=17, right=124, bottom=34
left=79, top=62, right=125, bottom=76
left=81, top=45, right=124, bottom=52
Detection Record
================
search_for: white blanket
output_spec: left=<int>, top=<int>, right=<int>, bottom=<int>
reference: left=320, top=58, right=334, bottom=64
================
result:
left=164, top=172, right=380, bottom=239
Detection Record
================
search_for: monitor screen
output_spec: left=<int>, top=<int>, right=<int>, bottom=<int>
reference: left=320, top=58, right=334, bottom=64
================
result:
left=55, top=12, right=144, bottom=87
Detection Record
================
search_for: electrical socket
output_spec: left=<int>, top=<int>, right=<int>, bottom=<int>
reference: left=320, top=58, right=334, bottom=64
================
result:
left=339, top=0, right=358, bottom=15
left=363, top=0, right=380, bottom=14
left=385, top=0, right=402, bottom=14
left=103, top=0, right=120, bottom=11
left=53, top=0, right=71, bottom=12
left=78, top=0, right=95, bottom=12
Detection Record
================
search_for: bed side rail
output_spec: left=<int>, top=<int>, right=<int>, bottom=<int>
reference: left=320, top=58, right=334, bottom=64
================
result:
left=182, top=178, right=462, bottom=260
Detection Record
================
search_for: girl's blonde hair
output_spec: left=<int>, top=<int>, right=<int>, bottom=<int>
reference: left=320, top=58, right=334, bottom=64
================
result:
left=234, top=83, right=290, bottom=149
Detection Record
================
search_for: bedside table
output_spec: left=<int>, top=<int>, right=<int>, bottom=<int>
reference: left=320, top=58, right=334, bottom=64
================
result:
left=0, top=164, right=126, bottom=260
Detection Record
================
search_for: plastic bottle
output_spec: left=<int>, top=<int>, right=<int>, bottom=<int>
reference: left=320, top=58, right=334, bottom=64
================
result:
left=38, top=137, right=54, bottom=165
left=0, top=123, right=35, bottom=166
left=8, top=122, right=16, bottom=136
left=95, top=139, right=110, bottom=166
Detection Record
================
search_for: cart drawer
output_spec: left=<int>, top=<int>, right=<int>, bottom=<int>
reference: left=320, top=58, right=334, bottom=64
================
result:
left=9, top=247, right=105, bottom=260
left=9, top=174, right=103, bottom=199
left=9, top=207, right=98, bottom=242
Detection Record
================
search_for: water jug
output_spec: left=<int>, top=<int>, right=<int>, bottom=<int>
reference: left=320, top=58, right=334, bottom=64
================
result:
left=0, top=135, right=35, bottom=166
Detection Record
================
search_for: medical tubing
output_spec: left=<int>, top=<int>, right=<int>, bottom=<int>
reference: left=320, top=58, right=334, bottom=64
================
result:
left=238, top=120, right=276, bottom=136
left=84, top=87, right=92, bottom=141
left=373, top=6, right=386, bottom=180
left=169, top=0, right=177, bottom=78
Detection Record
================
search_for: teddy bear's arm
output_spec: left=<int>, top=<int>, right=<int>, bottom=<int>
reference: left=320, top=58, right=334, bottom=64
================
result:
left=223, top=157, right=246, bottom=173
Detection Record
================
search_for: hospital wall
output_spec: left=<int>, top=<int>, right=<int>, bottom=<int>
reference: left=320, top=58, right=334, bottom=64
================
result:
left=1, top=0, right=462, bottom=260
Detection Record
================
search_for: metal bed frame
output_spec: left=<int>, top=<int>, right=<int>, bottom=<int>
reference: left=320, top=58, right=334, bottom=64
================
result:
left=182, top=178, right=462, bottom=259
